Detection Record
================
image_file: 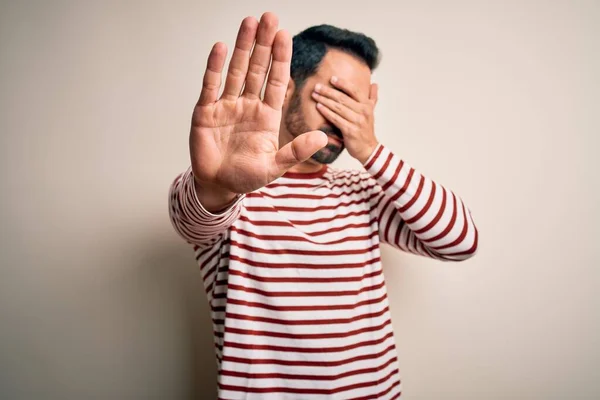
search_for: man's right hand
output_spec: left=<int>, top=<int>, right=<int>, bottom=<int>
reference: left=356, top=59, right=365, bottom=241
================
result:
left=189, top=12, right=327, bottom=208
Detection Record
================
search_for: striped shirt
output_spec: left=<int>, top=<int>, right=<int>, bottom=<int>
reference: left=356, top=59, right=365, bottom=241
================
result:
left=168, top=144, right=478, bottom=399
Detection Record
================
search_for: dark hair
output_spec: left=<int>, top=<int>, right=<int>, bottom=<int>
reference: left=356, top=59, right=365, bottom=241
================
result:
left=291, top=24, right=380, bottom=89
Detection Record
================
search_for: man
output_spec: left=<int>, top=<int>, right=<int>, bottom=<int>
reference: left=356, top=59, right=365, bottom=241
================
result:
left=169, top=12, right=478, bottom=399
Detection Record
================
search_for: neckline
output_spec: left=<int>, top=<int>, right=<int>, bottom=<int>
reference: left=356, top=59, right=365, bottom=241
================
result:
left=282, top=165, right=328, bottom=180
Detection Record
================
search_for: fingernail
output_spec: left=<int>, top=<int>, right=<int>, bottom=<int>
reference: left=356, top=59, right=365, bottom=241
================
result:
left=331, top=76, right=338, bottom=83
left=315, top=83, right=322, bottom=92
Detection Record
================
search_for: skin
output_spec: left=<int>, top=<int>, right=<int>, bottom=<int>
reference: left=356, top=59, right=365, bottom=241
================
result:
left=281, top=49, right=379, bottom=171
left=190, top=12, right=379, bottom=211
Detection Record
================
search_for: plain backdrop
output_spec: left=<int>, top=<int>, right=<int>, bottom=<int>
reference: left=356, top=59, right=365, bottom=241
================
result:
left=1, top=0, right=598, bottom=399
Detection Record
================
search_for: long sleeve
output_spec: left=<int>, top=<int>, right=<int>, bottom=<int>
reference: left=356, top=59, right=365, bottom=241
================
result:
left=363, top=144, right=479, bottom=261
left=168, top=166, right=245, bottom=249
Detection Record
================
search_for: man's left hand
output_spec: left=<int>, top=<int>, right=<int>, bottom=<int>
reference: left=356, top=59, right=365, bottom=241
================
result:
left=312, top=76, right=379, bottom=164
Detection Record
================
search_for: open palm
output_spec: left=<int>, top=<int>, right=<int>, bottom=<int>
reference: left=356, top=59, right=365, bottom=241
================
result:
left=190, top=13, right=327, bottom=194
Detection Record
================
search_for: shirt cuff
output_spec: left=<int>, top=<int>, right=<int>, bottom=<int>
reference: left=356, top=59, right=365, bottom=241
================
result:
left=185, top=167, right=246, bottom=218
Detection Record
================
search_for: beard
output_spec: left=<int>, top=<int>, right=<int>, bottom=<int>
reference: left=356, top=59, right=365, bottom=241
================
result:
left=284, top=90, right=345, bottom=164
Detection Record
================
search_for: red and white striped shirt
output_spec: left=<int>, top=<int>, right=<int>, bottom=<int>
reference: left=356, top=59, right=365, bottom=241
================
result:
left=169, top=144, right=478, bottom=399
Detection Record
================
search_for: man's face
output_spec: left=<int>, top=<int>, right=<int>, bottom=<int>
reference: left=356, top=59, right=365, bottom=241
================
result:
left=283, top=49, right=372, bottom=164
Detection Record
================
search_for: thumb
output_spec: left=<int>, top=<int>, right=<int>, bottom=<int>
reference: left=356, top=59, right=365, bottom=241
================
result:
left=273, top=130, right=328, bottom=176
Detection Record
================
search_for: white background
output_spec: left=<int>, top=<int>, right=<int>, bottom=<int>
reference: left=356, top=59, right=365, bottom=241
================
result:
left=1, top=0, right=598, bottom=398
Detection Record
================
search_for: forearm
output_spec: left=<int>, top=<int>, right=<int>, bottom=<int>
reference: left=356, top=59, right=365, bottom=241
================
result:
left=364, top=144, right=478, bottom=260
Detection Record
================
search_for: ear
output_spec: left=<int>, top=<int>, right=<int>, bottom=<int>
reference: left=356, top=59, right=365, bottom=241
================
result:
left=285, top=79, right=296, bottom=100
left=369, top=83, right=379, bottom=105
left=282, top=79, right=296, bottom=110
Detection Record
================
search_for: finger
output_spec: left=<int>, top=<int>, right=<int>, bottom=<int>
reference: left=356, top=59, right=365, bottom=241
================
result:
left=314, top=83, right=361, bottom=113
left=331, top=76, right=364, bottom=101
left=243, top=12, right=279, bottom=99
left=263, top=29, right=292, bottom=110
left=221, top=16, right=259, bottom=100
left=370, top=83, right=379, bottom=105
left=273, top=130, right=328, bottom=175
left=311, top=90, right=357, bottom=123
left=316, top=102, right=352, bottom=129
left=198, top=42, right=227, bottom=106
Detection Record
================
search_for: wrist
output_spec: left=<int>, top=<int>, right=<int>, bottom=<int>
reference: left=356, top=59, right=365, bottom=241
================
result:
left=357, top=141, right=380, bottom=165
left=193, top=176, right=238, bottom=213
